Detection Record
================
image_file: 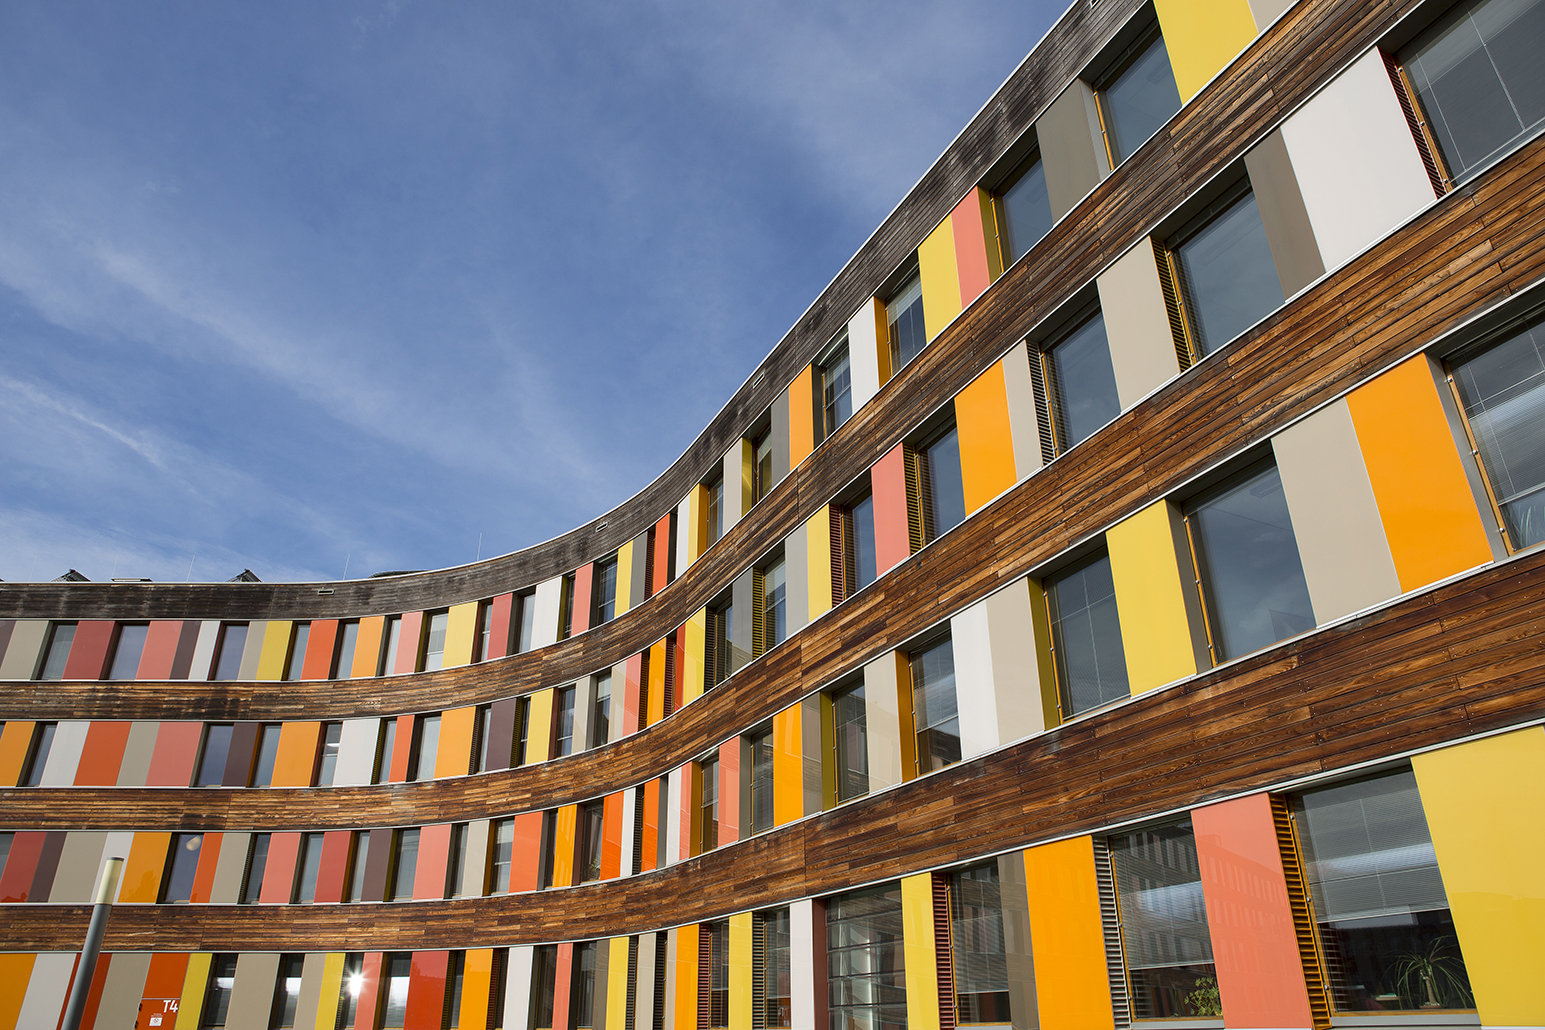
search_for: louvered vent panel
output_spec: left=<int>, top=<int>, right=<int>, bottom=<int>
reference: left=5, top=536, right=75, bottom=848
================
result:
left=653, top=935, right=669, bottom=1030
left=632, top=785, right=646, bottom=875
left=1091, top=838, right=1132, bottom=1029
left=904, top=445, right=934, bottom=552
left=442, top=953, right=461, bottom=1029
left=643, top=527, right=657, bottom=601
left=698, top=925, right=713, bottom=1030
left=638, top=649, right=651, bottom=731
left=704, top=611, right=720, bottom=691
left=751, top=569, right=767, bottom=658
left=625, top=935, right=640, bottom=1030
left=662, top=638, right=676, bottom=718
left=1151, top=238, right=1196, bottom=373
left=485, top=949, right=506, bottom=1030
left=752, top=914, right=768, bottom=1030
left=1271, top=795, right=1332, bottom=1029
left=932, top=873, right=958, bottom=1030
left=1028, top=348, right=1058, bottom=461
left=1382, top=49, right=1448, bottom=197
left=830, top=506, right=850, bottom=605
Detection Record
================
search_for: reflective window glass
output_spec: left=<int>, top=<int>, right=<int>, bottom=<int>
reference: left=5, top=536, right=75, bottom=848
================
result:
left=949, top=863, right=1011, bottom=1024
left=1109, top=820, right=1218, bottom=1019
left=21, top=722, right=55, bottom=786
left=422, top=612, right=447, bottom=671
left=38, top=623, right=76, bottom=680
left=1047, top=549, right=1130, bottom=717
left=1098, top=26, right=1183, bottom=165
left=834, top=684, right=869, bottom=802
left=580, top=801, right=605, bottom=882
left=574, top=941, right=600, bottom=1028
left=1173, top=184, right=1283, bottom=357
left=749, top=729, right=775, bottom=833
left=532, top=945, right=558, bottom=1029
left=163, top=833, right=203, bottom=903
left=346, top=832, right=369, bottom=902
left=761, top=909, right=793, bottom=1028
left=251, top=724, right=280, bottom=787
left=316, top=722, right=342, bottom=786
left=826, top=885, right=906, bottom=1030
left=594, top=558, right=618, bottom=625
left=852, top=494, right=878, bottom=590
left=926, top=428, right=966, bottom=538
left=196, top=724, right=233, bottom=787
left=888, top=273, right=927, bottom=372
left=108, top=623, right=148, bottom=680
left=381, top=953, right=411, bottom=1028
left=763, top=559, right=787, bottom=648
left=491, top=817, right=514, bottom=894
left=517, top=593, right=536, bottom=653
left=334, top=620, right=359, bottom=677
left=700, top=756, right=720, bottom=852
left=200, top=955, right=238, bottom=1028
left=390, top=828, right=419, bottom=901
left=555, top=687, right=575, bottom=757
left=592, top=672, right=612, bottom=747
left=241, top=834, right=270, bottom=904
left=910, top=638, right=959, bottom=774
left=212, top=624, right=245, bottom=681
left=284, top=622, right=309, bottom=681
left=1044, top=310, right=1120, bottom=452
left=823, top=345, right=853, bottom=437
left=999, top=155, right=1053, bottom=264
left=295, top=832, right=324, bottom=903
left=411, top=714, right=440, bottom=780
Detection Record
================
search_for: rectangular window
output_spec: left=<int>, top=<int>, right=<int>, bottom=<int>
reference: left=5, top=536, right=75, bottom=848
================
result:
left=409, top=714, right=440, bottom=781
left=1448, top=311, right=1545, bottom=549
left=851, top=494, right=877, bottom=591
left=389, top=828, right=419, bottom=901
left=753, top=429, right=775, bottom=503
left=558, top=574, right=576, bottom=640
left=554, top=686, right=576, bottom=758
left=447, top=823, right=469, bottom=898
left=1038, top=308, right=1120, bottom=455
left=161, top=833, right=204, bottom=903
left=706, top=603, right=733, bottom=688
left=335, top=955, right=363, bottom=1028
left=1046, top=549, right=1130, bottom=719
left=749, top=728, right=775, bottom=834
left=346, top=832, right=369, bottom=903
left=382, top=615, right=403, bottom=675
left=1401, top=0, right=1545, bottom=185
left=1292, top=768, right=1474, bottom=1013
left=833, top=683, right=869, bottom=802
left=21, top=722, right=56, bottom=787
left=592, top=672, right=612, bottom=748
left=475, top=601, right=493, bottom=662
left=196, top=724, right=234, bottom=787
left=699, top=755, right=720, bottom=852
left=759, top=908, right=793, bottom=1029
left=334, top=620, right=359, bottom=677
left=594, top=557, right=619, bottom=625
left=374, top=717, right=398, bottom=784
left=949, top=863, right=1012, bottom=1024
left=474, top=705, right=494, bottom=773
left=762, top=558, right=787, bottom=650
left=924, top=427, right=966, bottom=539
left=446, top=952, right=466, bottom=1028
left=822, top=342, right=853, bottom=439
left=516, top=592, right=536, bottom=654
left=380, top=953, right=411, bottom=1029
left=490, top=817, right=514, bottom=894
left=706, top=476, right=725, bottom=547
left=531, top=944, right=558, bottom=1030
left=0, top=834, right=12, bottom=877
left=995, top=151, right=1053, bottom=265
left=1109, top=820, right=1217, bottom=1020
left=251, top=723, right=281, bottom=787
left=1184, top=459, right=1314, bottom=662
left=211, top=623, right=246, bottom=681
left=887, top=271, right=927, bottom=372
left=1093, top=20, right=1182, bottom=166
left=269, top=954, right=305, bottom=1028
left=108, top=623, right=149, bottom=680
left=573, top=941, right=599, bottom=1028
left=422, top=610, right=448, bottom=671
left=283, top=622, right=310, bottom=681
left=37, top=622, right=76, bottom=680
left=704, top=920, right=730, bottom=1028
left=315, top=722, right=343, bottom=786
left=539, top=810, right=558, bottom=889
left=579, top=800, right=605, bottom=883
left=826, top=885, right=906, bottom=1030
left=1167, top=179, right=1283, bottom=359
left=910, top=638, right=959, bottom=775
left=295, top=832, right=324, bottom=903
left=200, top=954, right=239, bottom=1029
left=515, top=696, right=531, bottom=767
left=241, top=834, right=271, bottom=904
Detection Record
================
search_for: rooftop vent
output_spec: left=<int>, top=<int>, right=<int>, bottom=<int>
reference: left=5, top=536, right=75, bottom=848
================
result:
left=112, top=578, right=152, bottom=583
left=54, top=570, right=90, bottom=582
left=228, top=569, right=262, bottom=583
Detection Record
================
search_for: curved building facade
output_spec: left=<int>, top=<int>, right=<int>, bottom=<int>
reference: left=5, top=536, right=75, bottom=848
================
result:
left=5, top=0, right=1545, bottom=1027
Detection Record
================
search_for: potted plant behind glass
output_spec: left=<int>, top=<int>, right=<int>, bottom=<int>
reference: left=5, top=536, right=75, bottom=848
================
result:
left=1390, top=937, right=1473, bottom=1010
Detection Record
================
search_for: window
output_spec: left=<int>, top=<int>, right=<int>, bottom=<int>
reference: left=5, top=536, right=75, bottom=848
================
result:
left=910, top=637, right=959, bottom=775
left=832, top=493, right=877, bottom=603
left=911, top=427, right=966, bottom=545
left=699, top=755, right=720, bottom=853
left=108, top=623, right=148, bottom=679
left=821, top=341, right=853, bottom=439
left=200, top=955, right=238, bottom=1029
left=758, top=908, right=793, bottom=1029
left=949, top=864, right=1012, bottom=1024
left=380, top=953, right=411, bottom=1029
left=335, top=955, right=364, bottom=1028
left=1292, top=768, right=1474, bottom=1013
left=559, top=573, right=577, bottom=640
left=1166, top=179, right=1283, bottom=359
left=284, top=622, right=310, bottom=681
left=554, top=686, right=576, bottom=758
left=753, top=428, right=775, bottom=503
left=703, top=920, right=730, bottom=1029
left=447, top=823, right=470, bottom=898
left=346, top=832, right=369, bottom=903
left=1036, top=307, right=1121, bottom=454
left=382, top=615, right=403, bottom=674
left=37, top=622, right=75, bottom=680
left=759, top=558, right=787, bottom=652
left=446, top=952, right=466, bottom=1028
left=851, top=494, right=877, bottom=590
left=334, top=620, right=359, bottom=677
left=591, top=672, right=612, bottom=748
left=579, top=800, right=605, bottom=882
left=706, top=475, right=725, bottom=547
left=0, top=834, right=12, bottom=875
left=251, top=723, right=281, bottom=787
left=295, top=832, right=324, bottom=903
left=196, top=724, right=233, bottom=787
left=374, top=717, right=397, bottom=784
left=531, top=944, right=558, bottom=1030
left=1448, top=311, right=1545, bottom=549
left=161, top=833, right=203, bottom=903
left=749, top=728, right=775, bottom=834
left=515, top=696, right=531, bottom=767
left=211, top=623, right=246, bottom=680
left=1046, top=549, right=1130, bottom=718
left=995, top=151, right=1053, bottom=265
left=409, top=714, right=440, bottom=781
left=490, top=818, right=515, bottom=894
left=241, top=834, right=271, bottom=904
left=594, top=557, right=619, bottom=626
left=20, top=722, right=56, bottom=786
left=315, top=722, right=342, bottom=786
left=473, top=705, right=495, bottom=773
left=706, top=602, right=733, bottom=689
left=422, top=610, right=448, bottom=671
left=826, top=885, right=906, bottom=1030
left=573, top=941, right=599, bottom=1028
left=1108, top=819, right=1218, bottom=1020
left=389, top=828, right=419, bottom=901
left=1183, top=459, right=1314, bottom=662
left=270, top=954, right=305, bottom=1029
left=515, top=591, right=536, bottom=654
left=1093, top=20, right=1182, bottom=166
left=474, top=601, right=493, bottom=662
left=539, top=810, right=559, bottom=889
left=833, top=683, right=869, bottom=802
left=1401, top=0, right=1545, bottom=186
left=887, top=271, right=927, bottom=372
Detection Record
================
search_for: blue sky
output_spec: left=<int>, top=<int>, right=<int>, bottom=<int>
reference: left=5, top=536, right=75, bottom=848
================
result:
left=0, top=0, right=1063, bottom=584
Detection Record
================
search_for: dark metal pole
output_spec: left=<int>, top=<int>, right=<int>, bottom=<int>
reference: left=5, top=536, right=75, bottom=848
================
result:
left=59, top=857, right=122, bottom=1030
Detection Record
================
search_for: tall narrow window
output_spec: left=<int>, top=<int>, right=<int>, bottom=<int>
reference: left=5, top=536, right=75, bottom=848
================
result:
left=950, top=864, right=1012, bottom=1023
left=699, top=755, right=720, bottom=853
left=446, top=952, right=467, bottom=1028
left=594, top=557, right=619, bottom=625
left=380, top=953, right=411, bottom=1029
left=531, top=945, right=558, bottom=1030
left=335, top=955, right=364, bottom=1028
left=474, top=705, right=494, bottom=773
left=762, top=558, right=787, bottom=650
left=887, top=271, right=927, bottom=372
left=540, top=811, right=558, bottom=889
left=20, top=722, right=56, bottom=787
left=554, top=686, right=576, bottom=758
left=490, top=818, right=515, bottom=894
left=410, top=714, right=440, bottom=781
left=822, top=342, right=853, bottom=438
left=161, top=833, right=204, bottom=903
left=826, top=886, right=906, bottom=1030
left=558, top=574, right=576, bottom=641
left=579, top=800, right=606, bottom=882
left=514, top=696, right=531, bottom=767
left=447, top=823, right=469, bottom=898
left=241, top=834, right=271, bottom=904
left=374, top=717, right=398, bottom=784
left=108, top=623, right=149, bottom=680
left=475, top=601, right=493, bottom=662
left=333, top=620, right=359, bottom=677
left=295, top=832, right=324, bottom=903
left=1168, top=179, right=1283, bottom=358
left=250, top=723, right=281, bottom=787
left=1039, top=308, right=1121, bottom=454
left=269, top=954, right=305, bottom=1028
left=749, top=729, right=775, bottom=834
left=382, top=615, right=403, bottom=675
left=851, top=494, right=877, bottom=590
left=704, top=920, right=730, bottom=1028
left=1109, top=819, right=1218, bottom=1019
left=996, top=151, right=1054, bottom=265
left=1184, top=460, right=1314, bottom=662
left=346, top=832, right=369, bottom=903
left=37, top=622, right=76, bottom=680
left=1401, top=0, right=1545, bottom=185
left=706, top=603, right=733, bottom=688
left=284, top=622, right=310, bottom=681
left=516, top=592, right=536, bottom=654
left=200, top=955, right=239, bottom=1029
left=196, top=724, right=233, bottom=788
left=753, top=429, right=775, bottom=503
left=422, top=611, right=448, bottom=671
left=389, top=828, right=419, bottom=901
left=759, top=908, right=793, bottom=1029
left=1448, top=313, right=1545, bottom=549
left=706, top=476, right=725, bottom=547
left=591, top=672, right=612, bottom=748
left=910, top=638, right=959, bottom=775
left=211, top=623, right=246, bottom=681
left=1093, top=21, right=1182, bottom=166
left=573, top=941, right=599, bottom=1028
left=833, top=683, right=869, bottom=802
left=1046, top=549, right=1130, bottom=718
left=315, top=722, right=343, bottom=786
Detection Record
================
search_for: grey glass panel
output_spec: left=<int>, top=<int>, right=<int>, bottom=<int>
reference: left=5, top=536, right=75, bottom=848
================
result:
left=595, top=559, right=618, bottom=624
left=285, top=623, right=309, bottom=681
left=1294, top=770, right=1474, bottom=1012
left=163, top=833, right=203, bottom=903
left=827, top=886, right=907, bottom=1030
left=316, top=722, right=342, bottom=786
left=251, top=724, right=280, bottom=787
left=1101, top=32, right=1183, bottom=164
left=927, top=428, right=966, bottom=537
left=592, top=673, right=611, bottom=747
left=1452, top=318, right=1545, bottom=546
left=834, top=685, right=869, bottom=801
left=825, top=348, right=853, bottom=435
left=413, top=715, right=440, bottom=779
left=1175, top=188, right=1283, bottom=356
left=108, top=624, right=148, bottom=680
left=950, top=864, right=1011, bottom=1024
left=1187, top=462, right=1315, bottom=660
left=1048, top=550, right=1130, bottom=716
left=212, top=624, right=245, bottom=681
left=196, top=725, right=233, bottom=787
left=750, top=731, right=775, bottom=833
left=1405, top=0, right=1545, bottom=181
left=1109, top=821, right=1218, bottom=1020
left=1047, top=312, right=1120, bottom=451
left=912, top=639, right=959, bottom=773
left=335, top=621, right=359, bottom=678
left=391, top=828, right=419, bottom=901
left=888, top=274, right=927, bottom=371
left=764, top=560, right=787, bottom=647
left=22, top=722, right=55, bottom=786
left=423, top=612, right=447, bottom=671
left=853, top=495, right=878, bottom=589
left=241, top=834, right=270, bottom=904
left=1000, top=158, right=1053, bottom=264
left=381, top=954, right=411, bottom=1028
left=296, top=833, right=324, bottom=903
left=39, top=623, right=75, bottom=680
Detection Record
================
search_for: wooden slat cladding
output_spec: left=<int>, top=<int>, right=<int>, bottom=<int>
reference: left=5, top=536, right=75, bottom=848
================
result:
left=5, top=547, right=1545, bottom=952
left=0, top=0, right=1415, bottom=629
